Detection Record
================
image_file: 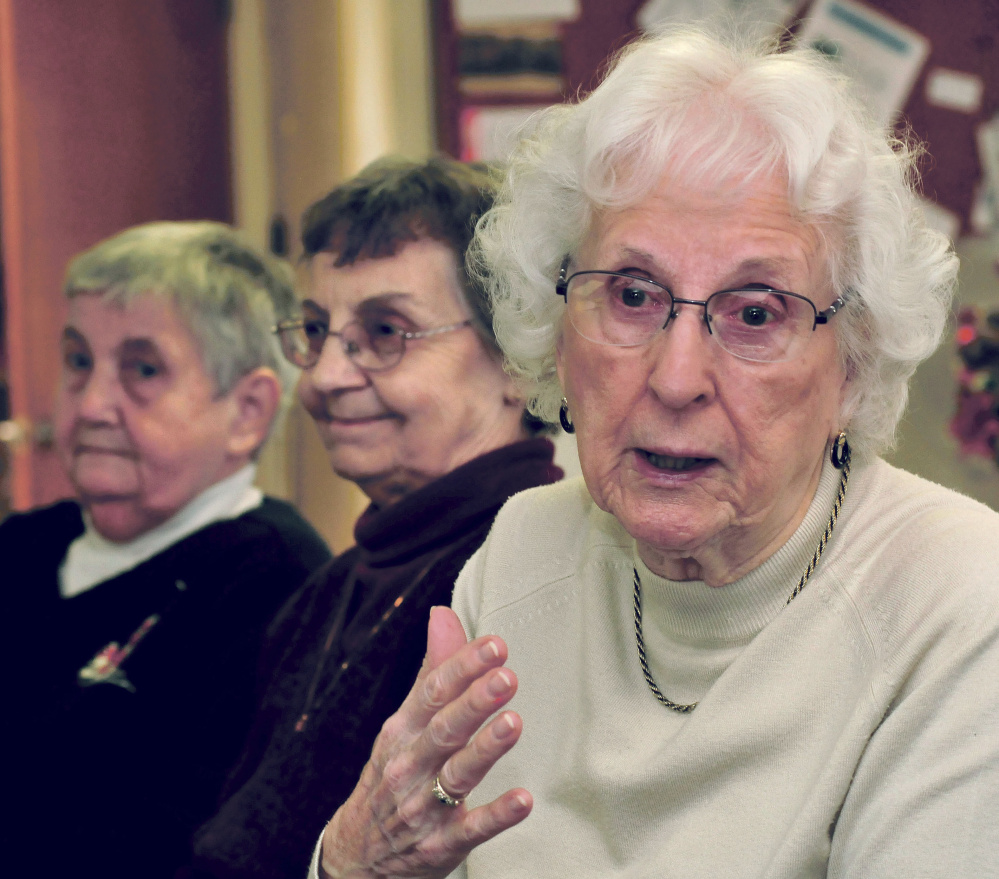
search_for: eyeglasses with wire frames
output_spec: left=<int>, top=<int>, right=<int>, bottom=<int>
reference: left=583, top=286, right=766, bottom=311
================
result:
left=273, top=309, right=473, bottom=372
left=555, top=257, right=846, bottom=363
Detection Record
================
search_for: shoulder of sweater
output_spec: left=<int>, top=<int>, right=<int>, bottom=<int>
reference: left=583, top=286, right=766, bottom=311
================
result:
left=823, top=457, right=999, bottom=662
left=0, top=498, right=83, bottom=543
left=168, top=497, right=332, bottom=575
left=456, top=477, right=631, bottom=618
left=115, top=500, right=329, bottom=608
left=240, top=497, right=332, bottom=563
left=0, top=500, right=83, bottom=589
left=260, top=545, right=360, bottom=653
left=840, top=458, right=999, bottom=578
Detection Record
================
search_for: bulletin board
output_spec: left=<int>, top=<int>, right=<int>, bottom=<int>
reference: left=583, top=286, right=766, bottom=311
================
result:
left=796, top=0, right=999, bottom=237
left=432, top=0, right=646, bottom=163
left=433, top=0, right=999, bottom=237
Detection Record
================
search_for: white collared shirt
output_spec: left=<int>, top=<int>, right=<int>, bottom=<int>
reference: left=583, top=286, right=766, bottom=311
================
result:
left=59, top=464, right=263, bottom=599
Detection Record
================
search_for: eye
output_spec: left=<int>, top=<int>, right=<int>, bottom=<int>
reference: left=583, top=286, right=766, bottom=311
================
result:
left=739, top=304, right=773, bottom=327
left=60, top=334, right=93, bottom=388
left=63, top=349, right=93, bottom=372
left=621, top=285, right=649, bottom=308
left=607, top=275, right=667, bottom=311
left=365, top=318, right=401, bottom=338
left=123, top=358, right=161, bottom=379
left=302, top=319, right=328, bottom=341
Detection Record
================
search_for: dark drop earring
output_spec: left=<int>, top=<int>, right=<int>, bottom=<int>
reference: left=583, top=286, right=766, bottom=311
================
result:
left=830, top=431, right=851, bottom=469
left=559, top=397, right=575, bottom=434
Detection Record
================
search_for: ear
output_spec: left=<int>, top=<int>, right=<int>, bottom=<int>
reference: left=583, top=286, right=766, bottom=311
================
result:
left=500, top=370, right=528, bottom=409
left=831, top=361, right=855, bottom=440
left=224, top=367, right=282, bottom=460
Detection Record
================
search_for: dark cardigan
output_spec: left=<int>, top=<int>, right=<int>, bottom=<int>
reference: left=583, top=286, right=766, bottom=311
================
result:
left=0, top=498, right=331, bottom=878
left=186, top=438, right=562, bottom=879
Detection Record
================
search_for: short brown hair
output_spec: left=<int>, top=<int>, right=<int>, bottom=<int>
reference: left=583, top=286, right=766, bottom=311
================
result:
left=301, top=155, right=500, bottom=349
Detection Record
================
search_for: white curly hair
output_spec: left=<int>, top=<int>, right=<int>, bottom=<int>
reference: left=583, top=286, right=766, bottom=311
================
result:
left=470, top=26, right=958, bottom=460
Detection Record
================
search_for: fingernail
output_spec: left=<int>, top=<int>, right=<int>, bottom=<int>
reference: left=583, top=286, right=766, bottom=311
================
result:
left=493, top=711, right=517, bottom=739
left=513, top=792, right=531, bottom=811
left=479, top=639, right=500, bottom=662
left=488, top=670, right=513, bottom=698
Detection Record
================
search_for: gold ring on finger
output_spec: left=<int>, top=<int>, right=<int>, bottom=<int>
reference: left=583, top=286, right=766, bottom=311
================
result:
left=431, top=774, right=464, bottom=807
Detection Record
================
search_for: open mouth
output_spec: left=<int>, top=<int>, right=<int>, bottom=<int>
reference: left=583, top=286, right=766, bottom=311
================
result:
left=639, top=450, right=714, bottom=472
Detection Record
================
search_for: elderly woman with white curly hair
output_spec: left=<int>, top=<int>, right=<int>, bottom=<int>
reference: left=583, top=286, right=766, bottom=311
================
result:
left=309, top=27, right=999, bottom=879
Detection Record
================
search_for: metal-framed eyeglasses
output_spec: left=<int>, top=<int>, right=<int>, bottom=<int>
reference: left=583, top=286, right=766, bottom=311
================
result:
left=556, top=258, right=846, bottom=363
left=273, top=309, right=472, bottom=372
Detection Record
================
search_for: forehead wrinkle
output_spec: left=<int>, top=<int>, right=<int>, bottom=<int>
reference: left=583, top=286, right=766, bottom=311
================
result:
left=305, top=291, right=416, bottom=318
left=596, top=229, right=820, bottom=290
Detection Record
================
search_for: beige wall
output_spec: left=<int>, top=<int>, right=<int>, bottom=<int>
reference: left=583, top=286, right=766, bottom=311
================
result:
left=229, top=0, right=436, bottom=552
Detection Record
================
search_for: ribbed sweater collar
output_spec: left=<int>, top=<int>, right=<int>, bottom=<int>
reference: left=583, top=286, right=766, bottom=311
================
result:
left=635, top=457, right=852, bottom=646
left=353, top=438, right=562, bottom=569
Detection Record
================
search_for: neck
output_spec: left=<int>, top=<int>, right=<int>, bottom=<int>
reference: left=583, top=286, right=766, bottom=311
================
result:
left=638, top=456, right=826, bottom=588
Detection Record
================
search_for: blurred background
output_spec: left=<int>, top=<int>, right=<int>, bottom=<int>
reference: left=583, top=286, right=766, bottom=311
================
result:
left=1, top=0, right=997, bottom=552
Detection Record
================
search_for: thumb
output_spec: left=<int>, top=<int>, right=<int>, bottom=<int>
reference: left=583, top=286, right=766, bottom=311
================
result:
left=421, top=606, right=467, bottom=675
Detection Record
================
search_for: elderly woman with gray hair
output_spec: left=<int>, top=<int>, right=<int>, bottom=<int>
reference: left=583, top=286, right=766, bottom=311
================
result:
left=0, top=222, right=330, bottom=877
left=309, top=26, right=999, bottom=879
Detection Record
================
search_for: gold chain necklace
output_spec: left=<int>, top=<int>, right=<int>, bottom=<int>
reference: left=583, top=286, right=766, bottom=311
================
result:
left=633, top=457, right=851, bottom=713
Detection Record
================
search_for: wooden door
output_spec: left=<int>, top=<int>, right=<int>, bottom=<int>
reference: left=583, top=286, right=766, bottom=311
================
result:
left=0, top=0, right=232, bottom=511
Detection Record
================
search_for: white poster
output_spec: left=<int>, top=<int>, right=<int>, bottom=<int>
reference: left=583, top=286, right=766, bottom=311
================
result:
left=638, top=0, right=802, bottom=37
left=460, top=106, right=546, bottom=162
left=796, top=0, right=930, bottom=127
left=454, top=0, right=580, bottom=26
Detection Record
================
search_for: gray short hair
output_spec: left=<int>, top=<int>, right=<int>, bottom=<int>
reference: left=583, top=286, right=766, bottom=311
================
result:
left=64, top=221, right=300, bottom=406
left=471, top=27, right=958, bottom=460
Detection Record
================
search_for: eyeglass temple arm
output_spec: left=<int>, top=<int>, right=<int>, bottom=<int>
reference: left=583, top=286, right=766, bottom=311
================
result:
left=814, top=294, right=847, bottom=326
left=556, top=257, right=570, bottom=300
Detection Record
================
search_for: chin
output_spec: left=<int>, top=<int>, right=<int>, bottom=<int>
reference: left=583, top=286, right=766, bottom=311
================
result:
left=86, top=507, right=154, bottom=543
left=71, top=465, right=141, bottom=500
left=329, top=449, right=394, bottom=483
left=617, top=496, right=723, bottom=553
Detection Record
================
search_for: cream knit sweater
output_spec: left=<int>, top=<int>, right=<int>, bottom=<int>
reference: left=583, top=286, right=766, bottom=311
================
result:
left=449, top=457, right=999, bottom=878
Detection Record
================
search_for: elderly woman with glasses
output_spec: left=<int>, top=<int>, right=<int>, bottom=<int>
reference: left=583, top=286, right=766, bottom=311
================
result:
left=309, top=27, right=999, bottom=879
left=184, top=156, right=561, bottom=879
left=0, top=222, right=331, bottom=877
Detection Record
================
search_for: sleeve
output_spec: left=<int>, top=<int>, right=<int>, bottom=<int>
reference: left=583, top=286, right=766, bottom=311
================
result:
left=451, top=543, right=487, bottom=641
left=829, top=591, right=999, bottom=877
left=304, top=838, right=469, bottom=879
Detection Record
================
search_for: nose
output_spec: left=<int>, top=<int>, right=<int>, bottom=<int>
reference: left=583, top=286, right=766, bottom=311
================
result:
left=646, top=304, right=717, bottom=409
left=300, top=332, right=369, bottom=397
left=76, top=363, right=121, bottom=424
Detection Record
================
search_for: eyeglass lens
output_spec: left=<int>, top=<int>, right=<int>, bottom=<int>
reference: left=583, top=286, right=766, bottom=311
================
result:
left=277, top=310, right=405, bottom=371
left=565, top=272, right=819, bottom=363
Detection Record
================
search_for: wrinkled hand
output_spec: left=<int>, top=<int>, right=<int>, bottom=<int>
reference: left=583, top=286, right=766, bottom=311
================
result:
left=319, top=606, right=532, bottom=878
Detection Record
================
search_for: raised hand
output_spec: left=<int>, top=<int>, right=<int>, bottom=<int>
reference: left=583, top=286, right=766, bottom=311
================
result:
left=318, top=606, right=532, bottom=878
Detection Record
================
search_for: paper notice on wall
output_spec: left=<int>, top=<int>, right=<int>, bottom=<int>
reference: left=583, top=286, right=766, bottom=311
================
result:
left=977, top=115, right=999, bottom=192
left=974, top=114, right=999, bottom=234
left=454, top=0, right=580, bottom=26
left=460, top=105, right=546, bottom=162
left=926, top=68, right=984, bottom=115
left=638, top=0, right=802, bottom=37
left=796, top=0, right=930, bottom=127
